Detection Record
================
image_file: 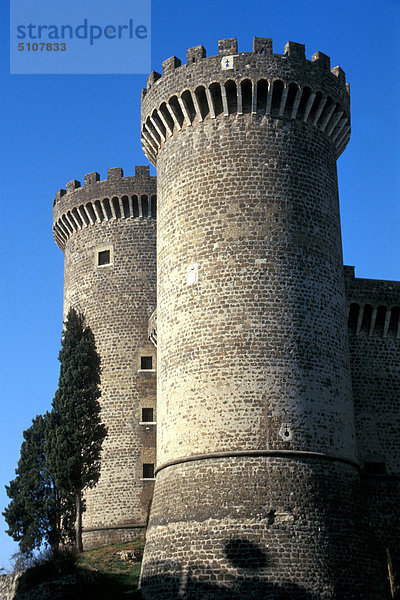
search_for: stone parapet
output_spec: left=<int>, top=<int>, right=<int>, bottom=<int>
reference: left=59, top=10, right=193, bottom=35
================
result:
left=53, top=166, right=156, bottom=250
left=141, top=37, right=350, bottom=165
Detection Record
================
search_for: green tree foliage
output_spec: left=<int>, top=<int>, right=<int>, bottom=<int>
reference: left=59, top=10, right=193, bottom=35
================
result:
left=3, top=414, right=65, bottom=555
left=46, top=308, right=107, bottom=552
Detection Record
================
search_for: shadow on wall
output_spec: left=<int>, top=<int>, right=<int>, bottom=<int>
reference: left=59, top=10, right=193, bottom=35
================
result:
left=141, top=539, right=318, bottom=600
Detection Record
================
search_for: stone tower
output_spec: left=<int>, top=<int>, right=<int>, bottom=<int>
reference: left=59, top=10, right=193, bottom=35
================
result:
left=53, top=166, right=157, bottom=548
left=139, top=38, right=384, bottom=598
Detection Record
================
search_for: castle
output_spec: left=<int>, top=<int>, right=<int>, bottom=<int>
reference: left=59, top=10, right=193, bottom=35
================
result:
left=53, top=38, right=399, bottom=599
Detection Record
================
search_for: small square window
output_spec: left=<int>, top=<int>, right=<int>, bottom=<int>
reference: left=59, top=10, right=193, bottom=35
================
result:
left=141, top=356, right=153, bottom=370
left=142, top=408, right=154, bottom=422
left=142, top=463, right=154, bottom=479
left=98, top=250, right=110, bottom=266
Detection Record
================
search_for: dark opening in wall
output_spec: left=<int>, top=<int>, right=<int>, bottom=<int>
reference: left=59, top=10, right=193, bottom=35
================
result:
left=102, top=198, right=113, bottom=220
left=271, top=80, right=284, bottom=117
left=317, top=96, right=333, bottom=127
left=375, top=305, right=387, bottom=334
left=361, top=304, right=373, bottom=333
left=364, top=462, right=386, bottom=476
left=98, top=250, right=110, bottom=266
left=143, top=463, right=155, bottom=479
left=169, top=95, right=185, bottom=128
left=194, top=86, right=209, bottom=120
left=78, top=206, right=89, bottom=226
left=86, top=203, right=96, bottom=223
left=73, top=206, right=84, bottom=226
left=62, top=215, right=73, bottom=234
left=348, top=303, right=360, bottom=333
left=159, top=102, right=175, bottom=133
left=225, top=80, right=237, bottom=114
left=141, top=356, right=153, bottom=370
left=388, top=306, right=400, bottom=336
left=146, top=117, right=161, bottom=145
left=151, top=195, right=157, bottom=218
left=141, top=195, right=149, bottom=217
left=121, top=196, right=130, bottom=218
left=152, top=109, right=167, bottom=139
left=181, top=90, right=196, bottom=123
left=308, top=91, right=324, bottom=123
left=241, top=79, right=252, bottom=113
left=284, top=83, right=299, bottom=119
left=112, top=197, right=121, bottom=219
left=297, top=86, right=312, bottom=121
left=132, top=195, right=139, bottom=218
left=142, top=408, right=154, bottom=422
left=256, top=79, right=268, bottom=114
left=209, top=82, right=223, bottom=116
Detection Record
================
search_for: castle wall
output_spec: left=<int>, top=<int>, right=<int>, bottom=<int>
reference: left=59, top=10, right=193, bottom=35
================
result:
left=345, top=266, right=400, bottom=573
left=53, top=168, right=157, bottom=548
left=143, top=459, right=379, bottom=599
left=139, top=38, right=385, bottom=599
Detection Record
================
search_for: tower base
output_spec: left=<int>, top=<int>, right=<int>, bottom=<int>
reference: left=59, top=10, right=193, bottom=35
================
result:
left=140, top=456, right=387, bottom=599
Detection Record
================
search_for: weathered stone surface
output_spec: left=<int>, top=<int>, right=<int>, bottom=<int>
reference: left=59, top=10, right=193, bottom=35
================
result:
left=0, top=572, right=23, bottom=600
left=345, top=267, right=400, bottom=573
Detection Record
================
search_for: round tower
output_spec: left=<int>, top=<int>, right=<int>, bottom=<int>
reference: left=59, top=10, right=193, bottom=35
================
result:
left=53, top=166, right=157, bottom=549
left=139, top=38, right=384, bottom=598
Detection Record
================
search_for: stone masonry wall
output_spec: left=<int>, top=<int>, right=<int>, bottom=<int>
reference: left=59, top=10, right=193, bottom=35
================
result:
left=345, top=266, right=400, bottom=575
left=0, top=573, right=23, bottom=600
left=154, top=116, right=356, bottom=466
left=141, top=458, right=386, bottom=599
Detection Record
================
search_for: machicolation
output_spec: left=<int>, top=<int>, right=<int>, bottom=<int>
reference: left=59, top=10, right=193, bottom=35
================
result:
left=141, top=37, right=350, bottom=166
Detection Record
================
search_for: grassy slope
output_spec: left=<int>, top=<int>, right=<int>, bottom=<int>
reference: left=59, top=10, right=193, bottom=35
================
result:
left=76, top=540, right=144, bottom=599
left=14, top=541, right=144, bottom=599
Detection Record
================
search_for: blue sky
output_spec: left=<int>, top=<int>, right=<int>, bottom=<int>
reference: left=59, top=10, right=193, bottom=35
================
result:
left=0, top=0, right=399, bottom=569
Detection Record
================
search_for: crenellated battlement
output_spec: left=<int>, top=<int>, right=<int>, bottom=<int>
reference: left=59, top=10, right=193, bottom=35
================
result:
left=53, top=166, right=156, bottom=251
left=141, top=37, right=351, bottom=165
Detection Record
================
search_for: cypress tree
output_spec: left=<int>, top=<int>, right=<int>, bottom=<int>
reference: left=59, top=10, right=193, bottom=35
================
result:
left=3, top=414, right=65, bottom=555
left=46, top=308, right=107, bottom=552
